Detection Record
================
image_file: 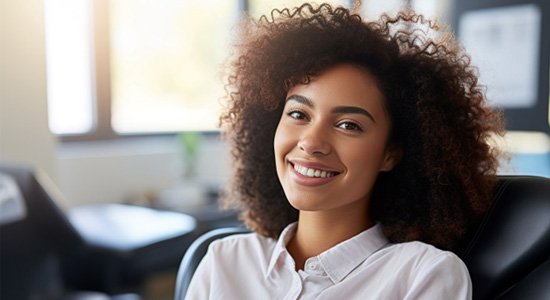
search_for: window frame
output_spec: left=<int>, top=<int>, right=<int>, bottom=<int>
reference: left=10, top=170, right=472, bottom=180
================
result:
left=61, top=0, right=116, bottom=142
left=58, top=0, right=364, bottom=142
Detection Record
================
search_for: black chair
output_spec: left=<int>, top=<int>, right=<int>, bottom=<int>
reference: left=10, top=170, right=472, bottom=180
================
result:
left=0, top=162, right=198, bottom=299
left=173, top=176, right=550, bottom=300
left=460, top=176, right=550, bottom=299
left=0, top=162, right=93, bottom=299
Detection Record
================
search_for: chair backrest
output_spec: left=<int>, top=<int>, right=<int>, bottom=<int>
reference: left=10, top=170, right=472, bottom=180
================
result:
left=0, top=162, right=83, bottom=249
left=460, top=176, right=550, bottom=300
left=174, top=176, right=550, bottom=300
left=0, top=162, right=84, bottom=299
left=174, top=227, right=250, bottom=300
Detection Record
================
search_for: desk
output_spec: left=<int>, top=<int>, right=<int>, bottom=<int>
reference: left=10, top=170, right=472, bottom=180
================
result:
left=65, top=204, right=198, bottom=293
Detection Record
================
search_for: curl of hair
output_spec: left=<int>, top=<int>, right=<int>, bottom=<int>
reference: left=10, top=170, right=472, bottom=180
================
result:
left=219, top=3, right=504, bottom=251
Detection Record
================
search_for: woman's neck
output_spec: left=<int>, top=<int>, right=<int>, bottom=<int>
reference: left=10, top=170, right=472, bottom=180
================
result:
left=287, top=205, right=374, bottom=270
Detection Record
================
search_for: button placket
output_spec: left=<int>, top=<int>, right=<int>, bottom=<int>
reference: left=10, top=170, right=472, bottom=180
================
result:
left=305, top=258, right=326, bottom=276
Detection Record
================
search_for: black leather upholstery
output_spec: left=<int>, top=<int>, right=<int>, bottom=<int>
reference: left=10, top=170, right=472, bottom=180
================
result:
left=498, top=258, right=550, bottom=300
left=174, top=176, right=550, bottom=300
left=461, top=176, right=550, bottom=300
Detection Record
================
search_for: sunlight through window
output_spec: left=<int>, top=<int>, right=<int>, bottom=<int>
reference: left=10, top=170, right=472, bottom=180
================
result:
left=110, top=0, right=239, bottom=133
left=44, top=0, right=94, bottom=135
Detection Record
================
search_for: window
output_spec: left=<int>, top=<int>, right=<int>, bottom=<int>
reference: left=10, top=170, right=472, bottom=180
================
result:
left=110, top=0, right=240, bottom=134
left=248, top=0, right=348, bottom=19
left=361, top=0, right=406, bottom=20
left=46, top=0, right=443, bottom=139
left=45, top=0, right=243, bottom=138
left=44, top=0, right=94, bottom=135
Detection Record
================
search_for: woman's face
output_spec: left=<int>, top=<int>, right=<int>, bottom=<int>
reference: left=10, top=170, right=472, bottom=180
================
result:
left=274, top=63, right=399, bottom=213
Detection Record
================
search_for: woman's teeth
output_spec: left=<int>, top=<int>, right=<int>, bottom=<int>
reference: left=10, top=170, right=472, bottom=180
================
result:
left=293, top=164, right=335, bottom=178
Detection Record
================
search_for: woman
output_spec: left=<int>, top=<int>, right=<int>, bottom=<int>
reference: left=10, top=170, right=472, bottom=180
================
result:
left=185, top=3, right=503, bottom=299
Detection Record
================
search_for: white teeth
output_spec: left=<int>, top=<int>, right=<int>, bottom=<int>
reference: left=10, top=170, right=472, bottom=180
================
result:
left=293, top=163, right=335, bottom=178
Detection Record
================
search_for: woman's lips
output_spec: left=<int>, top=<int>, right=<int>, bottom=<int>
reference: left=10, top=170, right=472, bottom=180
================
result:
left=289, top=162, right=340, bottom=186
left=292, top=162, right=337, bottom=178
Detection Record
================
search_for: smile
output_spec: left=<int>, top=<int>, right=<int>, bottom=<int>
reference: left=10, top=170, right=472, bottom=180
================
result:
left=293, top=163, right=337, bottom=178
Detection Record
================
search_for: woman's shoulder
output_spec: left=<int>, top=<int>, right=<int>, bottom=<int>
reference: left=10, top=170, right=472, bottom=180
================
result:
left=378, top=240, right=468, bottom=274
left=389, top=239, right=455, bottom=253
left=208, top=231, right=278, bottom=256
left=360, top=241, right=471, bottom=299
left=202, top=231, right=278, bottom=274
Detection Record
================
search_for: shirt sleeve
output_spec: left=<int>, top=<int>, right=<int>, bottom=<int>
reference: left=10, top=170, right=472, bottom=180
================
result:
left=404, top=252, right=472, bottom=300
left=183, top=244, right=215, bottom=300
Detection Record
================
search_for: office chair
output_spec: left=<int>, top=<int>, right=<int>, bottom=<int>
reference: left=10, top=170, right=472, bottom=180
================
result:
left=0, top=162, right=90, bottom=299
left=460, top=176, right=550, bottom=299
left=0, top=162, right=197, bottom=299
left=174, top=176, right=550, bottom=300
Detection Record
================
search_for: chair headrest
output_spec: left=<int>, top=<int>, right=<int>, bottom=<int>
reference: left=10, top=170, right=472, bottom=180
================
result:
left=462, top=176, right=550, bottom=299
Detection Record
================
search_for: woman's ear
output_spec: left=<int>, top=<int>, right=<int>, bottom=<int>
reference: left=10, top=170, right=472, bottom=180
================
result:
left=380, top=144, right=403, bottom=172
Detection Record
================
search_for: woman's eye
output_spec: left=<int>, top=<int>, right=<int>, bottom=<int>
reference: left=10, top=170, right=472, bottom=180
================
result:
left=288, top=111, right=306, bottom=120
left=337, top=122, right=363, bottom=132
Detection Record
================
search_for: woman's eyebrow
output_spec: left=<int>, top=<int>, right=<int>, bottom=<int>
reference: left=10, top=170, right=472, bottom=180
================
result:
left=286, top=94, right=376, bottom=123
left=286, top=94, right=313, bottom=107
left=332, top=106, right=376, bottom=123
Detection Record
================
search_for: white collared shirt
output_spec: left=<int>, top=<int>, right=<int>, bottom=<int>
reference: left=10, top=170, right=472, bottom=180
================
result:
left=184, top=223, right=472, bottom=300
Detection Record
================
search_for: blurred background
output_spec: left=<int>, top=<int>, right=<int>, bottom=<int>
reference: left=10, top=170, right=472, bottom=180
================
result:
left=1, top=0, right=548, bottom=299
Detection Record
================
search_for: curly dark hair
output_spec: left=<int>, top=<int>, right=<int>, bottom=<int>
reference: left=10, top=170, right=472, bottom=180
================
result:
left=219, top=3, right=504, bottom=251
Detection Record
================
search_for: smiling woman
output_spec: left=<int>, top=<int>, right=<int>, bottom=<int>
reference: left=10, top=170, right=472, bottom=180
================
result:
left=274, top=65, right=398, bottom=222
left=184, top=2, right=504, bottom=299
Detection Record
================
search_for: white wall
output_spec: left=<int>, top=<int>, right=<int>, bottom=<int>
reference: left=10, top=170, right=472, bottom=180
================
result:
left=0, top=0, right=57, bottom=179
left=56, top=136, right=229, bottom=207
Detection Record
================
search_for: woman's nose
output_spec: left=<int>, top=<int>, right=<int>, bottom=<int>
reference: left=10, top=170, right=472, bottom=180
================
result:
left=298, top=125, right=331, bottom=155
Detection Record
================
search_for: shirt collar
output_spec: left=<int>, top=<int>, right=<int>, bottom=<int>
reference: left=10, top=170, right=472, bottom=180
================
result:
left=266, top=222, right=297, bottom=278
left=265, top=222, right=389, bottom=282
left=318, top=224, right=389, bottom=283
